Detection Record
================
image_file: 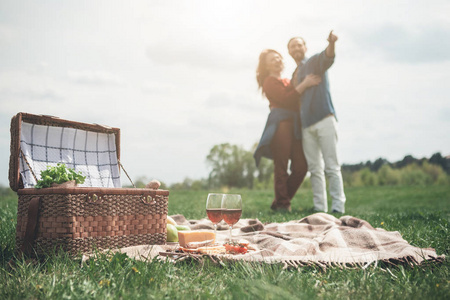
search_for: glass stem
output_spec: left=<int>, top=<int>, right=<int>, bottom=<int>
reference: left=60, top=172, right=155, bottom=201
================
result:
left=229, top=225, right=233, bottom=241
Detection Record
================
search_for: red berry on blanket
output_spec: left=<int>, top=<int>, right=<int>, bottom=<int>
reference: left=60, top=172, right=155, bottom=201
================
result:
left=224, top=241, right=248, bottom=254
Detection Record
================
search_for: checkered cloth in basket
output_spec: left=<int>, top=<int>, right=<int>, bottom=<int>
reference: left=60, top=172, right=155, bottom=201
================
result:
left=19, top=121, right=121, bottom=188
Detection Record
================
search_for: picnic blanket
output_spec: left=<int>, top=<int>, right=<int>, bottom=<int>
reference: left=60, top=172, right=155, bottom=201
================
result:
left=114, top=213, right=444, bottom=268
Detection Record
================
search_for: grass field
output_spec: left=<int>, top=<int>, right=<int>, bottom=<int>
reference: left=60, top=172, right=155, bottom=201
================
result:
left=1, top=185, right=449, bottom=299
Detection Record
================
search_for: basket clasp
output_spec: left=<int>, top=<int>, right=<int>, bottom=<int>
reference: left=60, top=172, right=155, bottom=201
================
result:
left=87, top=192, right=103, bottom=203
left=141, top=194, right=156, bottom=205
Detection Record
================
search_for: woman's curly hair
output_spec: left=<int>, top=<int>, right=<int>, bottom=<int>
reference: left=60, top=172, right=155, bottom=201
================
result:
left=256, top=49, right=284, bottom=95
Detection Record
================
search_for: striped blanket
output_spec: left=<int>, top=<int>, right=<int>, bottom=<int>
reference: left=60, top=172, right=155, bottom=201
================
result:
left=116, top=213, right=444, bottom=268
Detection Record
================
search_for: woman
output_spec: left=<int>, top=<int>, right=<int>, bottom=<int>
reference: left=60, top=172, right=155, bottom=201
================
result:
left=254, top=49, right=321, bottom=211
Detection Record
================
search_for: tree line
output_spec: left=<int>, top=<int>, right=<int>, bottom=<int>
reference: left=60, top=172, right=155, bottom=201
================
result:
left=1, top=144, right=446, bottom=193
left=340, top=152, right=450, bottom=187
left=342, top=152, right=450, bottom=174
left=132, top=144, right=449, bottom=190
left=132, top=143, right=272, bottom=190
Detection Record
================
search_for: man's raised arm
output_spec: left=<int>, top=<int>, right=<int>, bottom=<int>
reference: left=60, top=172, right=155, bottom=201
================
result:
left=325, top=30, right=338, bottom=58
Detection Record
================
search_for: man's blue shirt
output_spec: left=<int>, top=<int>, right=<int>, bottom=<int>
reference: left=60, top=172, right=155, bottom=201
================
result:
left=294, top=50, right=336, bottom=128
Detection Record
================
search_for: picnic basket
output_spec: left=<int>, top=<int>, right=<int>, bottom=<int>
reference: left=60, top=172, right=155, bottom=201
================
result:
left=9, top=112, right=169, bottom=257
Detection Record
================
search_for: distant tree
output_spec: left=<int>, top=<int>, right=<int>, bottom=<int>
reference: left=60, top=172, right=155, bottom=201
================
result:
left=132, top=176, right=150, bottom=188
left=429, top=152, right=450, bottom=174
left=360, top=168, right=378, bottom=186
left=206, top=143, right=255, bottom=188
left=377, top=164, right=401, bottom=186
left=370, top=158, right=389, bottom=172
left=242, top=149, right=257, bottom=189
left=342, top=162, right=365, bottom=173
left=394, top=155, right=418, bottom=169
left=429, top=152, right=443, bottom=166
left=170, top=177, right=207, bottom=190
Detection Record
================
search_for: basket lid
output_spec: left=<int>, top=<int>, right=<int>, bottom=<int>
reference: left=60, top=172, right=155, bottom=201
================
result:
left=9, top=112, right=121, bottom=191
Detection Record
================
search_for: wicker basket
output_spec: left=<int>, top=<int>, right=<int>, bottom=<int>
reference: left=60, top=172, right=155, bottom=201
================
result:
left=9, top=112, right=169, bottom=257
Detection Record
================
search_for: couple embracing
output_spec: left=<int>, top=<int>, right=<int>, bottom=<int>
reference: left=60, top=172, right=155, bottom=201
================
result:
left=254, top=31, right=346, bottom=214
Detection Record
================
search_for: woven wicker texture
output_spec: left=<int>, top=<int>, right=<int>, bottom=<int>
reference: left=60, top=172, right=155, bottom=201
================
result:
left=16, top=190, right=168, bottom=256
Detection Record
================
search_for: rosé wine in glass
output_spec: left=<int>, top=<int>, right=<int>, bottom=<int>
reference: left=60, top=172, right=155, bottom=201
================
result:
left=206, top=208, right=223, bottom=224
left=221, top=194, right=242, bottom=241
left=222, top=209, right=242, bottom=226
left=206, top=193, right=224, bottom=235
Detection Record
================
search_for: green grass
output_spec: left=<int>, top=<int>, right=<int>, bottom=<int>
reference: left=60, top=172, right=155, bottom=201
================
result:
left=1, top=185, right=449, bottom=299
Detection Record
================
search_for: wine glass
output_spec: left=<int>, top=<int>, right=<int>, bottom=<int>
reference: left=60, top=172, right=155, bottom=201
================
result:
left=206, top=193, right=224, bottom=236
left=221, top=194, right=242, bottom=241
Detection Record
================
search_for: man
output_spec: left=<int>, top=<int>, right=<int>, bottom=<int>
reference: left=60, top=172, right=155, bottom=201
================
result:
left=288, top=31, right=346, bottom=213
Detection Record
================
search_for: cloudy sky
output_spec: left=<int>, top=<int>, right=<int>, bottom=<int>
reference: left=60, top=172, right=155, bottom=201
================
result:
left=1, top=0, right=449, bottom=187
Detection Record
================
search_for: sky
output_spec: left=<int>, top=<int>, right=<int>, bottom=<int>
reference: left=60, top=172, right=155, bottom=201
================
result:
left=1, top=0, right=449, bottom=187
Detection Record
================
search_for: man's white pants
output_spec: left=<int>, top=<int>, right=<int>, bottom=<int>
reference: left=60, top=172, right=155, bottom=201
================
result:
left=302, top=115, right=346, bottom=213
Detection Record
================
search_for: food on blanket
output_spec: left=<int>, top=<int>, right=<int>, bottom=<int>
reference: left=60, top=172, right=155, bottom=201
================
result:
left=166, top=224, right=179, bottom=242
left=178, top=230, right=216, bottom=248
left=224, top=241, right=248, bottom=254
left=145, top=179, right=161, bottom=189
left=35, top=163, right=86, bottom=189
left=179, top=246, right=199, bottom=254
left=186, top=239, right=214, bottom=248
left=179, top=238, right=219, bottom=254
left=175, top=225, right=191, bottom=231
left=179, top=242, right=225, bottom=255
left=197, top=245, right=226, bottom=255
left=167, top=216, right=177, bottom=226
left=236, top=239, right=250, bottom=247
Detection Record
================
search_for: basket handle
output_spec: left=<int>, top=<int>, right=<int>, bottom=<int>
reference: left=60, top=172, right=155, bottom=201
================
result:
left=21, top=196, right=41, bottom=255
left=118, top=159, right=136, bottom=188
